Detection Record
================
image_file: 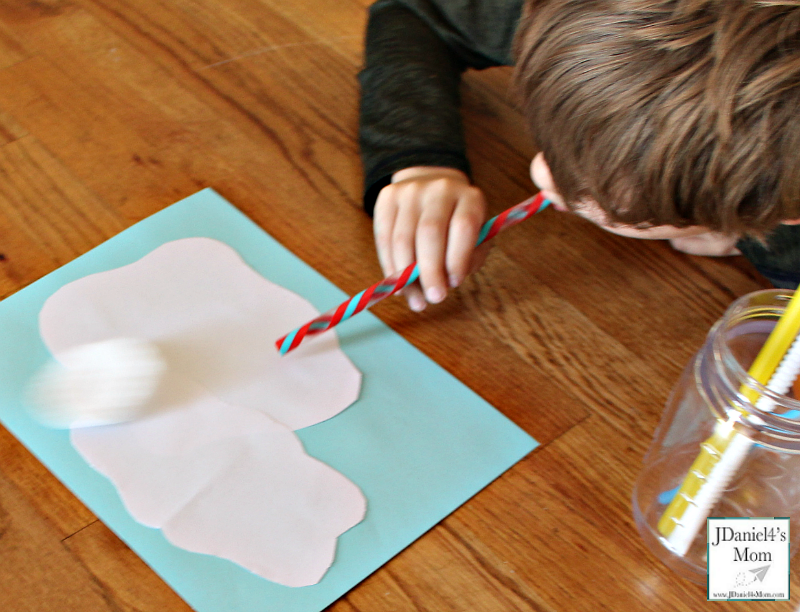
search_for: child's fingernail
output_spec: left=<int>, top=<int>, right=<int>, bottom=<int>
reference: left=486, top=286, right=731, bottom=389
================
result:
left=449, top=275, right=461, bottom=288
left=425, top=286, right=445, bottom=304
left=409, top=295, right=427, bottom=312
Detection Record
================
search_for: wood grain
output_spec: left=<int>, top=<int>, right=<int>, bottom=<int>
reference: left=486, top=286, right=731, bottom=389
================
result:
left=0, top=469, right=114, bottom=611
left=0, top=19, right=26, bottom=70
left=0, top=426, right=95, bottom=537
left=0, top=107, right=25, bottom=146
left=63, top=521, right=193, bottom=612
left=0, top=0, right=794, bottom=610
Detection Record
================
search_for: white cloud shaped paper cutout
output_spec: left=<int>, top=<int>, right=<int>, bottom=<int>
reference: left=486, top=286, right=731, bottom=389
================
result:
left=38, top=238, right=366, bottom=587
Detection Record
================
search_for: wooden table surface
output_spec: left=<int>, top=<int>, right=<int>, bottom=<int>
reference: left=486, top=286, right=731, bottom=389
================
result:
left=0, top=1, right=795, bottom=610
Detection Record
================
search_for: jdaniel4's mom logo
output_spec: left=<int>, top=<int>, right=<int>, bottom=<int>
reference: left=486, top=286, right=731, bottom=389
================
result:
left=707, top=517, right=790, bottom=601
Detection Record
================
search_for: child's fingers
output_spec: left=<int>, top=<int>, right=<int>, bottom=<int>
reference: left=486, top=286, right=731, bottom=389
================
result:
left=373, top=187, right=400, bottom=277
left=399, top=284, right=427, bottom=312
left=390, top=191, right=422, bottom=273
left=445, top=187, right=486, bottom=288
left=389, top=191, right=428, bottom=310
left=374, top=188, right=426, bottom=311
left=415, top=187, right=458, bottom=304
left=374, top=167, right=476, bottom=312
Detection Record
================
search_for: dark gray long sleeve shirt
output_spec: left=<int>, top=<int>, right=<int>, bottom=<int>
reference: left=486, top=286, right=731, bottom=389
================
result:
left=357, top=0, right=800, bottom=288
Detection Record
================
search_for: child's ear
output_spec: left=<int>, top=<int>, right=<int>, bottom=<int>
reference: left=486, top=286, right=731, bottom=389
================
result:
left=530, top=153, right=555, bottom=192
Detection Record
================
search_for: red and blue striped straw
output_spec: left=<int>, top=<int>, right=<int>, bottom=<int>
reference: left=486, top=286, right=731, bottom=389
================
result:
left=276, top=193, right=550, bottom=355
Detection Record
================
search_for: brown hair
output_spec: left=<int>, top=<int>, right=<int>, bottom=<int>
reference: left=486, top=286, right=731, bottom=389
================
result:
left=514, top=0, right=800, bottom=235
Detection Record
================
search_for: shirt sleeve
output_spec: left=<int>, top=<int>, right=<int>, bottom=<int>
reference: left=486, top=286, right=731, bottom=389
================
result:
left=737, top=226, right=800, bottom=289
left=358, top=0, right=524, bottom=215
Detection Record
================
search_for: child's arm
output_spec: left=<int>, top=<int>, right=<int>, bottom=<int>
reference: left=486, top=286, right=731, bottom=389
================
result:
left=359, top=0, right=524, bottom=309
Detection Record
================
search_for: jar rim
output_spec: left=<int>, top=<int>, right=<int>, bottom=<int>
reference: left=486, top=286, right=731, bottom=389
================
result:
left=711, top=289, right=800, bottom=436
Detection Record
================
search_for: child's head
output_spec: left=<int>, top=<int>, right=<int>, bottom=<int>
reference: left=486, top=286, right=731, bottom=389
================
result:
left=514, top=0, right=800, bottom=237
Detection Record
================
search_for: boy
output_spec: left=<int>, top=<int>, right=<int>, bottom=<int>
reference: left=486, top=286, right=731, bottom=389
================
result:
left=359, top=0, right=800, bottom=311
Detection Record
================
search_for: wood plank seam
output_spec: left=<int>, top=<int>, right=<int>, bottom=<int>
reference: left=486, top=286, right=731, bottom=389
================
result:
left=197, top=35, right=361, bottom=70
left=61, top=518, right=101, bottom=543
left=439, top=521, right=557, bottom=612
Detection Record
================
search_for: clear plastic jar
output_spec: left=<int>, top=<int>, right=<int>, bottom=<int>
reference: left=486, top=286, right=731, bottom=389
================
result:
left=633, top=289, right=800, bottom=583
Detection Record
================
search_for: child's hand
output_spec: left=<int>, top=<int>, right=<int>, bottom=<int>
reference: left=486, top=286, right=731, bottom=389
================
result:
left=374, top=167, right=488, bottom=311
left=669, top=232, right=741, bottom=257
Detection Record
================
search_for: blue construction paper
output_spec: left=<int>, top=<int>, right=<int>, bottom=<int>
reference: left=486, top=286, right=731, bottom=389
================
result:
left=0, top=189, right=537, bottom=612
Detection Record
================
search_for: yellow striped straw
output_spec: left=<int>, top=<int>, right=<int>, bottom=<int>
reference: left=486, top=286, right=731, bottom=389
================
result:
left=657, top=289, right=800, bottom=553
